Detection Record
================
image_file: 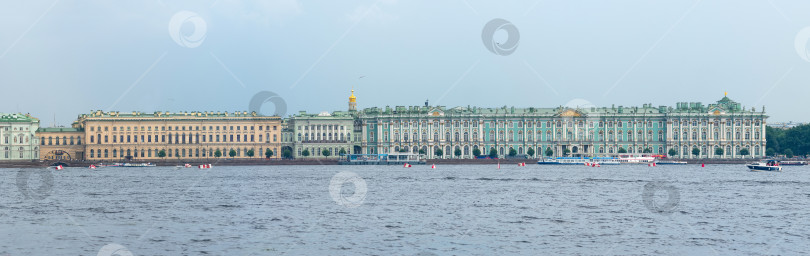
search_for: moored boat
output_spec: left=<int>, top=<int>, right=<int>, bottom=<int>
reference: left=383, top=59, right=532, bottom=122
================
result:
left=747, top=160, right=782, bottom=172
left=617, top=154, right=656, bottom=164
left=780, top=160, right=808, bottom=166
left=106, top=162, right=157, bottom=167
left=537, top=157, right=620, bottom=165
left=655, top=160, right=688, bottom=165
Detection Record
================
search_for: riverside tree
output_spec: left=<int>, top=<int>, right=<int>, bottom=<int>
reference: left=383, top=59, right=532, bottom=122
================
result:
left=739, top=148, right=750, bottom=158
left=527, top=147, right=535, bottom=158
left=668, top=148, right=677, bottom=157
left=265, top=148, right=273, bottom=158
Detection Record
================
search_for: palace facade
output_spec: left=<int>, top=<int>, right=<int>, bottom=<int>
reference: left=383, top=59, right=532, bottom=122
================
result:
left=285, top=110, right=357, bottom=159
left=0, top=113, right=40, bottom=161
left=39, top=110, right=282, bottom=161
left=27, top=91, right=768, bottom=162
left=352, top=93, right=767, bottom=159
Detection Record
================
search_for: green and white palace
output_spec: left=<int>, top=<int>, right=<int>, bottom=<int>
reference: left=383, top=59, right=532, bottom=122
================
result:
left=1, top=113, right=40, bottom=161
left=346, top=92, right=766, bottom=159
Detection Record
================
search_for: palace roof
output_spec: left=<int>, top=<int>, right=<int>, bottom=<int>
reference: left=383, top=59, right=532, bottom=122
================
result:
left=0, top=113, right=39, bottom=123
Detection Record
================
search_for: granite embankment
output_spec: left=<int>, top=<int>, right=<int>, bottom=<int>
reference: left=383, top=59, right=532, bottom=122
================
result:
left=0, top=158, right=756, bottom=168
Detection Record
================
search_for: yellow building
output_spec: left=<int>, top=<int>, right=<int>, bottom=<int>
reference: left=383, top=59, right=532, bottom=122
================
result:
left=37, top=127, right=85, bottom=161
left=42, top=110, right=283, bottom=161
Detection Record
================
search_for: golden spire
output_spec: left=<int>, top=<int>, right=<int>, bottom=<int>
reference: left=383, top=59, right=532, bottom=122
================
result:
left=725, top=91, right=727, bottom=97
left=349, top=89, right=356, bottom=103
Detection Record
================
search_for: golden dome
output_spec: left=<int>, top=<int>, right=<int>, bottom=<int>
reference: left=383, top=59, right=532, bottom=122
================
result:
left=349, top=89, right=356, bottom=103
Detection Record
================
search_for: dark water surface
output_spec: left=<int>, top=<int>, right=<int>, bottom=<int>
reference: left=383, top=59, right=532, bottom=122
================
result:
left=1, top=164, right=809, bottom=255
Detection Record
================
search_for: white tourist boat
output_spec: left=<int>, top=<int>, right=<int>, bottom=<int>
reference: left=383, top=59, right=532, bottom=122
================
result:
left=106, top=162, right=157, bottom=167
left=616, top=154, right=656, bottom=164
left=537, top=157, right=620, bottom=165
left=747, top=160, right=782, bottom=172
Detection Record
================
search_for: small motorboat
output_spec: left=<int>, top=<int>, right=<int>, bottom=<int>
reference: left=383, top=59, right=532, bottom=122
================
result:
left=747, top=160, right=782, bottom=172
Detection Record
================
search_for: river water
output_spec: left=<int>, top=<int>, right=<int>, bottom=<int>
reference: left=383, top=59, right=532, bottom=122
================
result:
left=1, top=164, right=808, bottom=255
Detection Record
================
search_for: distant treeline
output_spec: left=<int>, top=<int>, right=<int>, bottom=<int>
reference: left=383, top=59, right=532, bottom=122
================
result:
left=766, top=124, right=810, bottom=158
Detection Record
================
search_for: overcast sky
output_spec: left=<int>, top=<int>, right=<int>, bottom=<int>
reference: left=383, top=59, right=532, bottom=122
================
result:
left=2, top=0, right=810, bottom=127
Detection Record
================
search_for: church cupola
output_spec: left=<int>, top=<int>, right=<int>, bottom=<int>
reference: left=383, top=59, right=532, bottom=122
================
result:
left=348, top=89, right=357, bottom=112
